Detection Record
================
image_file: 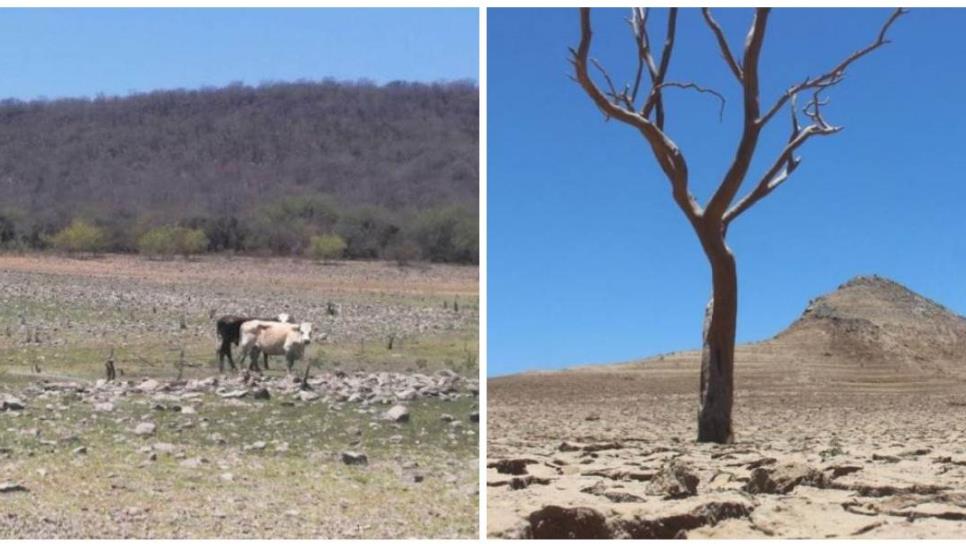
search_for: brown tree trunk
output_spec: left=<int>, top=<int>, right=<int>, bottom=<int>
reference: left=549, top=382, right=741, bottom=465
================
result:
left=697, top=237, right=737, bottom=444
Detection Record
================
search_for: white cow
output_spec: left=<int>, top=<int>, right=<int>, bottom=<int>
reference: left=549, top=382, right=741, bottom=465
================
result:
left=238, top=320, right=313, bottom=373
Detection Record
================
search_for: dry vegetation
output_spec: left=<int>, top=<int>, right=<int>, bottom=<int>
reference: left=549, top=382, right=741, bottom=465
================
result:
left=488, top=276, right=966, bottom=538
left=0, top=254, right=479, bottom=538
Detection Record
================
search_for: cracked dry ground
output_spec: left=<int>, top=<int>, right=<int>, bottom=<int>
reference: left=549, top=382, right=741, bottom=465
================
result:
left=488, top=372, right=966, bottom=538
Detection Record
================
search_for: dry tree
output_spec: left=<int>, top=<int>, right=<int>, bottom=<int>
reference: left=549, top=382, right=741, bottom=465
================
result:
left=571, top=8, right=906, bottom=443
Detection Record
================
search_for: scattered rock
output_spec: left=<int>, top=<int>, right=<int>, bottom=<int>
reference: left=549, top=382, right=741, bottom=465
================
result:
left=133, top=422, right=156, bottom=436
left=395, top=388, right=417, bottom=401
left=0, top=482, right=28, bottom=493
left=384, top=404, right=410, bottom=423
left=469, top=412, right=480, bottom=423
left=243, top=441, right=267, bottom=452
left=72, top=446, right=87, bottom=455
left=179, top=457, right=206, bottom=468
left=297, top=390, right=320, bottom=402
left=252, top=387, right=271, bottom=400
left=341, top=451, right=368, bottom=466
left=152, top=442, right=177, bottom=454
left=136, top=379, right=161, bottom=393
left=0, top=395, right=25, bottom=411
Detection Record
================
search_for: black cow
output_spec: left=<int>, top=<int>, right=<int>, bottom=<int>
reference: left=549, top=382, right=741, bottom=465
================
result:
left=216, top=313, right=291, bottom=372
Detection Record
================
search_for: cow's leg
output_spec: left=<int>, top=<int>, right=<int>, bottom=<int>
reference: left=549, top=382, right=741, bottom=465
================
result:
left=237, top=343, right=249, bottom=371
left=286, top=353, right=296, bottom=375
left=249, top=347, right=262, bottom=373
left=217, top=341, right=225, bottom=373
left=227, top=344, right=236, bottom=371
left=218, top=339, right=236, bottom=372
left=262, top=352, right=270, bottom=370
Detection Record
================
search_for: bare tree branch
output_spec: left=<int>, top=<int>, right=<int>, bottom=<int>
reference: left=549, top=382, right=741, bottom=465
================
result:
left=639, top=8, right=679, bottom=129
left=759, top=8, right=907, bottom=127
left=704, top=8, right=771, bottom=221
left=571, top=8, right=703, bottom=221
left=724, top=95, right=840, bottom=224
left=628, top=8, right=649, bottom=107
left=646, top=81, right=727, bottom=121
left=701, top=8, right=743, bottom=81
left=591, top=57, right=633, bottom=110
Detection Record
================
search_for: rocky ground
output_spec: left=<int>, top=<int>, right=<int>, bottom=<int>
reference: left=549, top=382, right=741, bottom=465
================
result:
left=488, top=276, right=966, bottom=538
left=0, top=254, right=479, bottom=538
left=489, top=383, right=966, bottom=538
left=0, top=254, right=478, bottom=378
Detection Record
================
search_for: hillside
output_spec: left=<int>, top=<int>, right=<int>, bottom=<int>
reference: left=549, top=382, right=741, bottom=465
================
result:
left=0, top=80, right=478, bottom=261
left=494, top=275, right=966, bottom=398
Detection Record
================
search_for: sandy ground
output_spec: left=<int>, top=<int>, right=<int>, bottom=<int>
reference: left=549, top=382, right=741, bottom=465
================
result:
left=488, top=371, right=966, bottom=538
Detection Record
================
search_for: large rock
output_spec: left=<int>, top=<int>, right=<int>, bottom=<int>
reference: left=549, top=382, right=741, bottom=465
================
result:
left=384, top=405, right=410, bottom=423
left=133, top=422, right=157, bottom=436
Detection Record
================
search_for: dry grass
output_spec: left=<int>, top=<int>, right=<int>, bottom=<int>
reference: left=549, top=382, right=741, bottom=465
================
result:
left=0, top=253, right=479, bottom=538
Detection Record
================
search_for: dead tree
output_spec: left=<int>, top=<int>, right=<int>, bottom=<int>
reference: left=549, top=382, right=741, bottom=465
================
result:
left=571, top=8, right=905, bottom=443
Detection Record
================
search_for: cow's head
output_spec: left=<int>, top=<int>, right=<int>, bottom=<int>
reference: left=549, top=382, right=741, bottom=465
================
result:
left=296, top=322, right=313, bottom=345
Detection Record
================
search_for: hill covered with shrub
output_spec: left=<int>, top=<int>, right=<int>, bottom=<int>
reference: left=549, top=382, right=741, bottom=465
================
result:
left=0, top=79, right=478, bottom=263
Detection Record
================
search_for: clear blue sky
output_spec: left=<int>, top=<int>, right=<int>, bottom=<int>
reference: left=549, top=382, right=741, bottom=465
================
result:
left=489, top=8, right=966, bottom=376
left=0, top=8, right=478, bottom=100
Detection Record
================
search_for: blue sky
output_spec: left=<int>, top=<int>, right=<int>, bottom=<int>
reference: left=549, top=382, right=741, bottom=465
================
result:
left=488, top=8, right=966, bottom=376
left=0, top=8, right=478, bottom=100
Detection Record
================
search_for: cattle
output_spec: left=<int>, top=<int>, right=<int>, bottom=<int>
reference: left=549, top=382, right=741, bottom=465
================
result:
left=216, top=313, right=292, bottom=372
left=238, top=320, right=313, bottom=373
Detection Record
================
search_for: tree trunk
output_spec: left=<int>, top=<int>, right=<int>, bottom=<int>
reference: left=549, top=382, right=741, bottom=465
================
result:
left=697, top=239, right=737, bottom=444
